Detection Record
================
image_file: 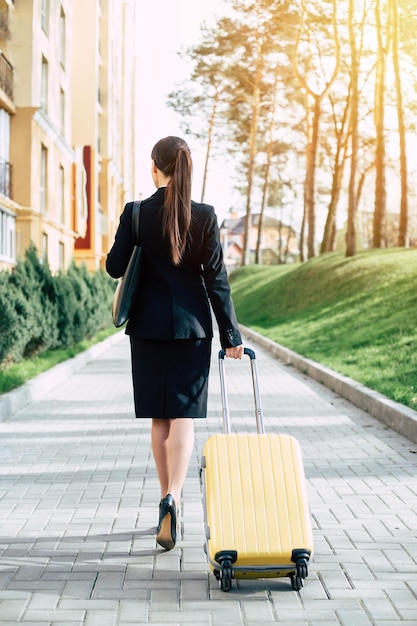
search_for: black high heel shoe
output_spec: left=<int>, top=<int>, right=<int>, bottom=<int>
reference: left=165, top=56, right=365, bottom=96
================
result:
left=156, top=494, right=177, bottom=550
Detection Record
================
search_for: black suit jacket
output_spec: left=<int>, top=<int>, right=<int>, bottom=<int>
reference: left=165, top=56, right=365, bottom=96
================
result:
left=106, top=188, right=242, bottom=349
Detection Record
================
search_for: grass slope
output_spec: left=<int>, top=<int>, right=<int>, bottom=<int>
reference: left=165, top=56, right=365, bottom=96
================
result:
left=230, top=248, right=417, bottom=410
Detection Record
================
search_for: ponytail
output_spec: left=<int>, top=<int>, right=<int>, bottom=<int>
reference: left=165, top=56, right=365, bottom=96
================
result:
left=151, top=137, right=192, bottom=265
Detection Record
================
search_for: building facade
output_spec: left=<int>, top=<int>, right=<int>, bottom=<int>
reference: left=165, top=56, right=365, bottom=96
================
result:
left=220, top=211, right=299, bottom=267
left=0, top=0, right=17, bottom=269
left=0, top=0, right=136, bottom=272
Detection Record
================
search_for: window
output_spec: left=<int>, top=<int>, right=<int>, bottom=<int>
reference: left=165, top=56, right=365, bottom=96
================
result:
left=41, top=0, right=49, bottom=33
left=0, top=109, right=10, bottom=162
left=40, top=145, right=47, bottom=213
left=0, top=109, right=11, bottom=197
left=58, top=165, right=65, bottom=223
left=41, top=232, right=48, bottom=262
left=59, top=241, right=65, bottom=270
left=60, top=88, right=65, bottom=134
left=7, top=212, right=15, bottom=260
left=60, top=7, right=66, bottom=68
left=41, top=56, right=48, bottom=112
left=0, top=208, right=15, bottom=262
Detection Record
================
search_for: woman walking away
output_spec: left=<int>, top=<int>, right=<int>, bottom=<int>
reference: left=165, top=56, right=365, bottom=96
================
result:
left=106, top=136, right=243, bottom=551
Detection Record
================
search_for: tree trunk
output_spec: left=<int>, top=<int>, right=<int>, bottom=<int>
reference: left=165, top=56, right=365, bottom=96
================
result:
left=256, top=158, right=269, bottom=265
left=241, top=34, right=264, bottom=267
left=320, top=91, right=350, bottom=254
left=256, top=72, right=278, bottom=264
left=201, top=90, right=219, bottom=203
left=299, top=180, right=307, bottom=262
left=346, top=0, right=359, bottom=257
left=305, top=95, right=321, bottom=258
left=242, top=92, right=260, bottom=266
left=320, top=159, right=344, bottom=253
left=391, top=0, right=409, bottom=247
left=373, top=0, right=388, bottom=248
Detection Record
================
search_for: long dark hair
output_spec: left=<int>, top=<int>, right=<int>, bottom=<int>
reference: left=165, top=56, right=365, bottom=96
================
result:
left=151, top=136, right=192, bottom=265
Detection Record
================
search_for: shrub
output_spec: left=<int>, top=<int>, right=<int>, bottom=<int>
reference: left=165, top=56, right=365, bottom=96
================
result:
left=0, top=272, right=20, bottom=363
left=8, top=245, right=59, bottom=360
left=0, top=246, right=115, bottom=367
left=88, top=267, right=115, bottom=330
left=53, top=270, right=82, bottom=348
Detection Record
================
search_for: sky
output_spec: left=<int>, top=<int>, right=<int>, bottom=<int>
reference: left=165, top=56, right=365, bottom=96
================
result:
left=135, top=0, right=236, bottom=222
left=133, top=1, right=416, bottom=241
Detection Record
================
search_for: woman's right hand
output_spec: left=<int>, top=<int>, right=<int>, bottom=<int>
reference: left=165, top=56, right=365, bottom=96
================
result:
left=225, top=345, right=244, bottom=359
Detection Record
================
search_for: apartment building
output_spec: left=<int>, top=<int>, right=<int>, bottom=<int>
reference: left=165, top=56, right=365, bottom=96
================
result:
left=0, top=0, right=16, bottom=269
left=0, top=0, right=136, bottom=272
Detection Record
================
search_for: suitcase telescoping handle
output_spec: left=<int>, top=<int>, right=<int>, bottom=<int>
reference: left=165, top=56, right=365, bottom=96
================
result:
left=218, top=347, right=265, bottom=435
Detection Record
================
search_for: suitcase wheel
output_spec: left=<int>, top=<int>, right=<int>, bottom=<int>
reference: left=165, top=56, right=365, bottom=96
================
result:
left=296, top=557, right=309, bottom=580
left=290, top=573, right=304, bottom=591
left=290, top=555, right=309, bottom=591
left=213, top=556, right=236, bottom=591
left=219, top=560, right=233, bottom=592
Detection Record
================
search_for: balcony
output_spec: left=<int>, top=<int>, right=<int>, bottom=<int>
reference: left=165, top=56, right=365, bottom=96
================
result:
left=0, top=9, right=11, bottom=40
left=0, top=49, right=13, bottom=100
left=0, top=157, right=12, bottom=198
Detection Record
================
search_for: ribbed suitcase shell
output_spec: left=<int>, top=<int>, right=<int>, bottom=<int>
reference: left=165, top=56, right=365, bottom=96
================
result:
left=201, top=349, right=313, bottom=590
left=202, top=433, right=313, bottom=576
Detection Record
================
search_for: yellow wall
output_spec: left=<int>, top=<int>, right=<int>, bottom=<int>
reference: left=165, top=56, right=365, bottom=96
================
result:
left=71, top=0, right=99, bottom=148
left=1, top=0, right=136, bottom=273
left=10, top=106, right=76, bottom=269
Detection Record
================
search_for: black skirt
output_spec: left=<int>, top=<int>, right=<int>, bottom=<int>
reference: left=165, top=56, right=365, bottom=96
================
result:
left=130, top=337, right=212, bottom=418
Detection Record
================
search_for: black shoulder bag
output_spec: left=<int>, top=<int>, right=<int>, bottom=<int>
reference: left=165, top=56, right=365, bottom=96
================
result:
left=112, top=200, right=143, bottom=327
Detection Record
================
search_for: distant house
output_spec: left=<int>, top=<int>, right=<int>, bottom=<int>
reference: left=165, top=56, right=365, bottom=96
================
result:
left=219, top=212, right=299, bottom=266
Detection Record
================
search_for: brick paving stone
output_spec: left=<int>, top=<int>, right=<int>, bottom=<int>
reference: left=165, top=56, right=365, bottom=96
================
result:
left=0, top=598, right=27, bottom=621
left=155, top=615, right=211, bottom=625
left=27, top=593, right=59, bottom=611
left=180, top=577, right=209, bottom=600
left=59, top=600, right=117, bottom=611
left=84, top=610, right=116, bottom=626
left=337, top=609, right=373, bottom=626
left=372, top=622, right=417, bottom=626
left=0, top=332, right=417, bottom=624
left=210, top=609, right=244, bottom=625
left=0, top=623, right=52, bottom=626
left=241, top=600, right=275, bottom=621
left=362, top=596, right=401, bottom=621
left=124, top=621, right=181, bottom=626
left=118, top=599, right=149, bottom=622
left=21, top=609, right=87, bottom=621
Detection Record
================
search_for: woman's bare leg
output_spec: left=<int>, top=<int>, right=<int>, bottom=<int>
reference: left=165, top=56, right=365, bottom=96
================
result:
left=165, top=418, right=195, bottom=505
left=151, top=418, right=170, bottom=498
left=151, top=417, right=195, bottom=505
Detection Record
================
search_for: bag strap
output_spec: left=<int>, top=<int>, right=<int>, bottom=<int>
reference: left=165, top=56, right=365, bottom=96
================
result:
left=132, top=200, right=142, bottom=246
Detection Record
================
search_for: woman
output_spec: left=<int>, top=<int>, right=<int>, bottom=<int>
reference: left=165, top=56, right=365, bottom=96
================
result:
left=106, top=136, right=243, bottom=551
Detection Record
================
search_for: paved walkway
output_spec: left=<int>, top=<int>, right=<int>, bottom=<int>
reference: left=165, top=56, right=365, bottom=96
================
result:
left=0, top=331, right=416, bottom=625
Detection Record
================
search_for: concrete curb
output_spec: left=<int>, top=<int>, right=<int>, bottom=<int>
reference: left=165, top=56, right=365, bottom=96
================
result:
left=241, top=325, right=417, bottom=444
left=0, top=330, right=125, bottom=423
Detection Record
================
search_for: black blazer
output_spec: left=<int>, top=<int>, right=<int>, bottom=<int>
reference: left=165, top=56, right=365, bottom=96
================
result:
left=106, top=188, right=242, bottom=349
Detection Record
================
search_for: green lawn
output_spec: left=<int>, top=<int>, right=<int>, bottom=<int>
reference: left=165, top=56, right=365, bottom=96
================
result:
left=230, top=248, right=417, bottom=411
left=0, top=326, right=120, bottom=395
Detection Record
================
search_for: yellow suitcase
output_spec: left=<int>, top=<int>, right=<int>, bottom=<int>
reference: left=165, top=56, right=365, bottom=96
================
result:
left=201, top=348, right=314, bottom=592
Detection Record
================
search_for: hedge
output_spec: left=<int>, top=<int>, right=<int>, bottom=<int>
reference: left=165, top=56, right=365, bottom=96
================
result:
left=0, top=244, right=115, bottom=366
